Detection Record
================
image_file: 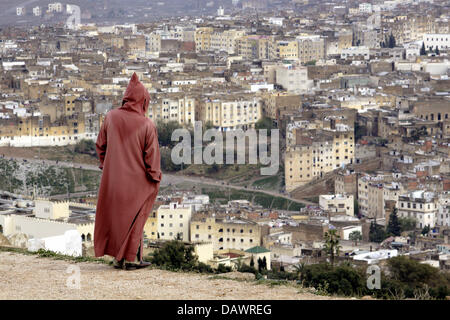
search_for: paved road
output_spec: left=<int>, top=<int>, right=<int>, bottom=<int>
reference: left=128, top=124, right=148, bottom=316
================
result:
left=4, top=156, right=315, bottom=206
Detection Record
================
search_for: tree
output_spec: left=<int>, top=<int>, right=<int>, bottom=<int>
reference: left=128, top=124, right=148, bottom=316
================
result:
left=420, top=42, right=426, bottom=55
left=435, top=46, right=440, bottom=55
left=386, top=208, right=401, bottom=237
left=250, top=256, right=255, bottom=268
left=421, top=225, right=431, bottom=236
left=262, top=256, right=267, bottom=270
left=74, top=139, right=96, bottom=156
left=156, top=121, right=183, bottom=148
left=369, top=220, right=386, bottom=243
left=388, top=33, right=396, bottom=48
left=349, top=230, right=362, bottom=246
left=257, top=257, right=263, bottom=273
left=255, top=117, right=275, bottom=134
left=399, top=217, right=417, bottom=232
left=354, top=198, right=360, bottom=218
left=323, top=229, right=342, bottom=267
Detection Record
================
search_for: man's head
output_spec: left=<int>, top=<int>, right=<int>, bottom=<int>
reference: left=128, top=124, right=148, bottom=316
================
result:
left=121, top=73, right=150, bottom=116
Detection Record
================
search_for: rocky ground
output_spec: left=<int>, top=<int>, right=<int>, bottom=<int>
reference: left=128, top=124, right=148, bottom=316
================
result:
left=0, top=251, right=347, bottom=300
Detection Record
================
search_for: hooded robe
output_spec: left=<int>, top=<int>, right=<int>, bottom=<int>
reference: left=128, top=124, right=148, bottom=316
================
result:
left=94, top=73, right=162, bottom=262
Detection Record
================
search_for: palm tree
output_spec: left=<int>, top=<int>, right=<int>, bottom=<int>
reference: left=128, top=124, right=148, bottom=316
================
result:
left=323, top=229, right=342, bottom=267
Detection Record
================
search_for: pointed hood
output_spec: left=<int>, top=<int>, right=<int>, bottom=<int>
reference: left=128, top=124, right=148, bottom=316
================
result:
left=120, top=73, right=150, bottom=116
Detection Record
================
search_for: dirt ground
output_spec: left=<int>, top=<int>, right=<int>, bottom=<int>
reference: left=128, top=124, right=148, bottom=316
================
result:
left=0, top=251, right=346, bottom=300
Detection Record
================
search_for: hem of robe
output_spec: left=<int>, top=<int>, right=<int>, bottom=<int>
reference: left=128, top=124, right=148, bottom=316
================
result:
left=113, top=186, right=159, bottom=262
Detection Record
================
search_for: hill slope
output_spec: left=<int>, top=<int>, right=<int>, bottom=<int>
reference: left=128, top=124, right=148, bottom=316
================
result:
left=0, top=251, right=345, bottom=300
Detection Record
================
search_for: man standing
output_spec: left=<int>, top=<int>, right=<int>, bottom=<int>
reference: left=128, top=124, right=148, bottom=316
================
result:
left=94, top=73, right=162, bottom=270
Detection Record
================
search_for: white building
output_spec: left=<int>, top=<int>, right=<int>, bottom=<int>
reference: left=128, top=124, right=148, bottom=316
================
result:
left=268, top=17, right=284, bottom=26
left=16, top=7, right=25, bottom=16
left=398, top=191, right=438, bottom=229
left=275, top=64, right=314, bottom=93
left=319, top=194, right=354, bottom=216
left=156, top=202, right=193, bottom=242
left=32, top=6, right=42, bottom=16
left=341, top=46, right=370, bottom=60
left=423, top=34, right=450, bottom=51
left=359, top=3, right=373, bottom=14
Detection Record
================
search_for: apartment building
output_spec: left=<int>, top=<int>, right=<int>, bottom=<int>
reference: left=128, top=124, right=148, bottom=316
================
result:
left=285, top=125, right=354, bottom=191
left=275, top=64, right=314, bottom=92
left=335, top=170, right=357, bottom=195
left=200, top=96, right=262, bottom=131
left=195, top=27, right=214, bottom=52
left=423, top=33, right=450, bottom=50
left=319, top=194, right=354, bottom=216
left=210, top=30, right=246, bottom=54
left=149, top=95, right=196, bottom=125
left=190, top=215, right=268, bottom=252
left=274, top=39, right=299, bottom=61
left=152, top=202, right=193, bottom=242
left=296, top=35, right=325, bottom=63
left=236, top=35, right=274, bottom=60
left=261, top=92, right=301, bottom=120
left=357, top=175, right=384, bottom=219
left=398, top=191, right=438, bottom=229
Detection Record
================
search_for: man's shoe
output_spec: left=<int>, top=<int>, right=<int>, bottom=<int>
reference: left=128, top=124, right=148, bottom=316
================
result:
left=124, top=260, right=152, bottom=270
left=113, top=258, right=125, bottom=269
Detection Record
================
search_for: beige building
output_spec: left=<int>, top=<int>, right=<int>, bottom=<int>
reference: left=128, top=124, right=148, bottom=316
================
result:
left=357, top=175, right=384, bottom=219
left=319, top=194, right=354, bottom=216
left=195, top=27, right=214, bottom=52
left=296, top=35, right=325, bottom=63
left=210, top=29, right=246, bottom=54
left=285, top=125, right=355, bottom=191
left=200, top=96, right=262, bottom=131
left=190, top=215, right=269, bottom=252
left=274, top=39, right=299, bottom=61
left=154, top=202, right=193, bottom=242
left=149, top=95, right=196, bottom=126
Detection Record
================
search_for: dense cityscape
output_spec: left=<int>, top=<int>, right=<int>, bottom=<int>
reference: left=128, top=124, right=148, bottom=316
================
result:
left=0, top=0, right=449, bottom=301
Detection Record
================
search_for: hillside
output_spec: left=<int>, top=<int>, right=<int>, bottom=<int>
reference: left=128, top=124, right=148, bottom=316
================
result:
left=0, top=250, right=346, bottom=300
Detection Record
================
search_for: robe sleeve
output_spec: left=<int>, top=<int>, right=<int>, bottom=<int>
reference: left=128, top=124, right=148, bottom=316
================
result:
left=144, top=123, right=162, bottom=182
left=96, top=114, right=108, bottom=170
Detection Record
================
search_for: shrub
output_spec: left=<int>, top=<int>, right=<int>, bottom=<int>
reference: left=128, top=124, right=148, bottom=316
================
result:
left=149, top=240, right=198, bottom=271
left=300, top=263, right=367, bottom=297
left=238, top=263, right=257, bottom=274
left=216, top=263, right=232, bottom=274
left=196, top=262, right=214, bottom=274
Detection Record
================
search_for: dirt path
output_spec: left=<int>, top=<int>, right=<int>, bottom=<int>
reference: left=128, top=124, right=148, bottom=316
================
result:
left=0, top=251, right=345, bottom=300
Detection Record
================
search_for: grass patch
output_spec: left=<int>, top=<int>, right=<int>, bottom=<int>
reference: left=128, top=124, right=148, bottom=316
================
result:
left=0, top=246, right=108, bottom=264
left=202, top=186, right=304, bottom=211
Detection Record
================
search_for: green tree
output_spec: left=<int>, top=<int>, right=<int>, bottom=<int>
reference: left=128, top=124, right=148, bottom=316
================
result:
left=388, top=33, right=396, bottom=48
left=399, top=217, right=417, bottom=232
left=250, top=256, right=255, bottom=268
left=435, top=47, right=440, bottom=55
left=255, top=117, right=275, bottom=134
left=386, top=208, right=401, bottom=237
left=349, top=230, right=362, bottom=246
left=323, top=229, right=342, bottom=267
left=421, top=225, right=431, bottom=236
left=156, top=121, right=183, bottom=148
left=149, top=240, right=198, bottom=271
left=420, top=42, right=426, bottom=55
left=74, top=139, right=96, bottom=156
left=369, top=220, right=386, bottom=243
